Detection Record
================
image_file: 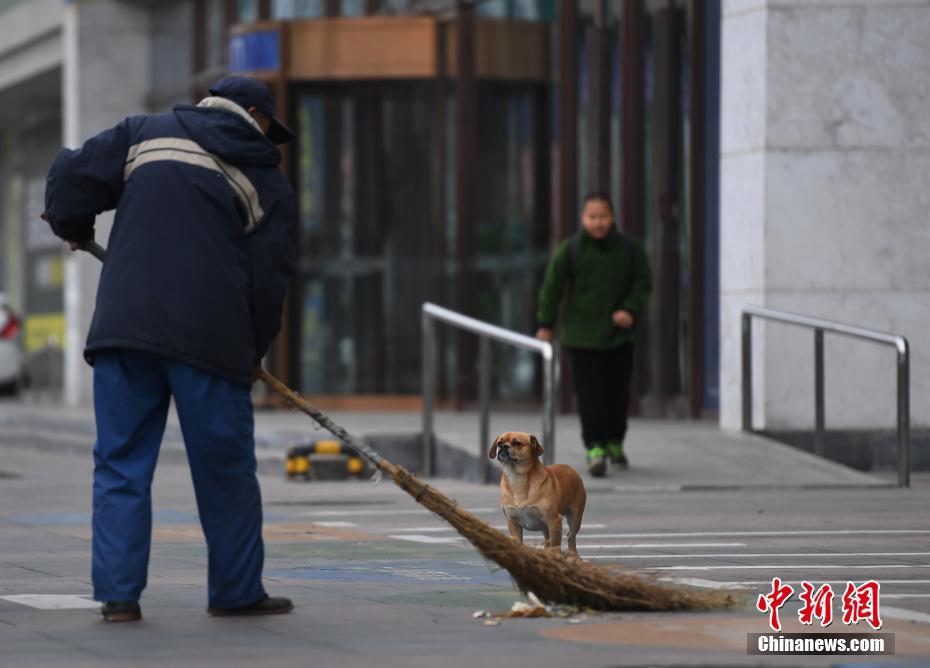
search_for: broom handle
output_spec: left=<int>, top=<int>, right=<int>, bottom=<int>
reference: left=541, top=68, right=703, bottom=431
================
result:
left=257, top=368, right=399, bottom=476
left=41, top=213, right=109, bottom=262
left=80, top=240, right=108, bottom=262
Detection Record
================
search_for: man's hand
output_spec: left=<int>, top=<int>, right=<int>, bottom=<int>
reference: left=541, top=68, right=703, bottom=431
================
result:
left=251, top=366, right=263, bottom=384
left=536, top=327, right=553, bottom=342
left=41, top=212, right=82, bottom=252
left=612, top=310, right=634, bottom=329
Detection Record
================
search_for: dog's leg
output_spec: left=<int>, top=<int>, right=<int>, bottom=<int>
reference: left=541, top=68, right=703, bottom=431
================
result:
left=567, top=495, right=586, bottom=558
left=566, top=512, right=583, bottom=557
left=565, top=509, right=578, bottom=555
left=506, top=517, right=524, bottom=544
left=546, top=516, right=563, bottom=553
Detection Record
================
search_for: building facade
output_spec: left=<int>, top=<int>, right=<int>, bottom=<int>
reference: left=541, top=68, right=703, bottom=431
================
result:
left=0, top=0, right=724, bottom=419
left=224, top=0, right=724, bottom=417
left=10, top=0, right=922, bottom=440
left=720, top=0, right=930, bottom=434
left=0, top=0, right=66, bottom=388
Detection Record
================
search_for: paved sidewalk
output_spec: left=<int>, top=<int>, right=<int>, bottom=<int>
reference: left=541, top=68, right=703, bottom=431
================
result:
left=0, top=397, right=888, bottom=489
left=1, top=398, right=926, bottom=667
left=1, top=441, right=927, bottom=667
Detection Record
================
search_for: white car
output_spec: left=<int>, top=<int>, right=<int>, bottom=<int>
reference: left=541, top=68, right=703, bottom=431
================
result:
left=0, top=295, right=24, bottom=395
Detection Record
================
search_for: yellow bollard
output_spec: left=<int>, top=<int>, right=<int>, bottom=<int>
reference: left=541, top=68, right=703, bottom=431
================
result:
left=315, top=440, right=342, bottom=455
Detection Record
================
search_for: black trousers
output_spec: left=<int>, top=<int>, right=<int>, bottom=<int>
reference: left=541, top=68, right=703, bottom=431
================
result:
left=568, top=344, right=635, bottom=449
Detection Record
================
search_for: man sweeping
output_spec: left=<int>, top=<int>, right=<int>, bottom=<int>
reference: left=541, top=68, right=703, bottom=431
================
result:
left=43, top=76, right=297, bottom=622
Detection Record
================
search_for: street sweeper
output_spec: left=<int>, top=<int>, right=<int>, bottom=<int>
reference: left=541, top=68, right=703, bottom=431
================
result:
left=43, top=75, right=297, bottom=623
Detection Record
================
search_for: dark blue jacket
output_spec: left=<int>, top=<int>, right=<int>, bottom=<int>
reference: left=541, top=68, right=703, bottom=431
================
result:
left=44, top=99, right=297, bottom=385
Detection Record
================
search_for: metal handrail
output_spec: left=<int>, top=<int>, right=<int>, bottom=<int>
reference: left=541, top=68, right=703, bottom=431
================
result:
left=741, top=305, right=910, bottom=487
left=421, top=302, right=556, bottom=480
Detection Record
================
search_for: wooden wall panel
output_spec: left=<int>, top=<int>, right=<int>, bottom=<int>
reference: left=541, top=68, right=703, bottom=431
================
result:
left=476, top=19, right=548, bottom=80
left=250, top=16, right=550, bottom=82
left=288, top=17, right=438, bottom=80
left=444, top=19, right=548, bottom=81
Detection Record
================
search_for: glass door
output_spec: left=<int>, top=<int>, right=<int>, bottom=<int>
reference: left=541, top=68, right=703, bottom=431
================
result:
left=290, top=78, right=550, bottom=401
left=291, top=82, right=440, bottom=395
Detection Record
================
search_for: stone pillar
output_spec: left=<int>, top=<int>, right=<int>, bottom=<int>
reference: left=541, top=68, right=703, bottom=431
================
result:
left=63, top=0, right=151, bottom=406
left=720, top=0, right=766, bottom=430
left=720, top=1, right=930, bottom=430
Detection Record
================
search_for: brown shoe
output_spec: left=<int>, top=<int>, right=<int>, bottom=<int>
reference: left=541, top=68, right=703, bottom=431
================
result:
left=207, top=594, right=293, bottom=617
left=101, top=601, right=141, bottom=622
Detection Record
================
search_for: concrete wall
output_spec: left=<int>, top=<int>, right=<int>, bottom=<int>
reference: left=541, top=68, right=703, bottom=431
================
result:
left=720, top=0, right=930, bottom=430
left=150, top=0, right=194, bottom=111
left=0, top=0, right=61, bottom=91
left=63, top=0, right=152, bottom=405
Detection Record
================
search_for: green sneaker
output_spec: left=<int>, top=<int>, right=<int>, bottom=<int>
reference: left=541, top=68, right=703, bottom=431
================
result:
left=606, top=441, right=628, bottom=469
left=586, top=445, right=608, bottom=478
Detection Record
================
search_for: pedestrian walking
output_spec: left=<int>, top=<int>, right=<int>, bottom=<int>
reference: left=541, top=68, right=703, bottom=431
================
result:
left=43, top=76, right=297, bottom=621
left=536, top=192, right=652, bottom=477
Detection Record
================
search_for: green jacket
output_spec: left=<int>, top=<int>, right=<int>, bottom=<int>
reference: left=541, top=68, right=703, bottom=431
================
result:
left=537, top=228, right=652, bottom=350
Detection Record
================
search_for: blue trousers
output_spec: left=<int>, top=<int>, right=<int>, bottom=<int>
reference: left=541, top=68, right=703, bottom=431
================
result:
left=92, top=349, right=265, bottom=608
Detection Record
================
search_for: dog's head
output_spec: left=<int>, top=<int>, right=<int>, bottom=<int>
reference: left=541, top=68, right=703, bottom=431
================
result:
left=489, top=431, right=544, bottom=466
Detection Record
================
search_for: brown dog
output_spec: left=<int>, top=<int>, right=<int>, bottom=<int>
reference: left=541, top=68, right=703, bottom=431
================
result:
left=489, top=431, right=587, bottom=556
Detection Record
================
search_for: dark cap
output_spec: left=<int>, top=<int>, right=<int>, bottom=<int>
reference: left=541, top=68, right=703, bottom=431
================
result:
left=208, top=75, right=296, bottom=145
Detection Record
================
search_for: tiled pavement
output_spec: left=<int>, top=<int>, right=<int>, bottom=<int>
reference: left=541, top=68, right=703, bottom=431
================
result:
left=0, top=400, right=928, bottom=666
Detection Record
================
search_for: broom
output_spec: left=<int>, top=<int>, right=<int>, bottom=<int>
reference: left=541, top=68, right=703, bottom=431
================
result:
left=68, top=231, right=733, bottom=612
left=260, top=370, right=736, bottom=612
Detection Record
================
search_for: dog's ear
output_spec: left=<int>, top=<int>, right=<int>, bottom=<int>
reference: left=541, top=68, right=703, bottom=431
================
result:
left=488, top=439, right=499, bottom=459
left=530, top=435, right=544, bottom=458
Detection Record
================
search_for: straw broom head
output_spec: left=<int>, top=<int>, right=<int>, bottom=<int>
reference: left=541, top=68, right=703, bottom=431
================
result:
left=389, top=464, right=737, bottom=612
left=260, top=370, right=737, bottom=612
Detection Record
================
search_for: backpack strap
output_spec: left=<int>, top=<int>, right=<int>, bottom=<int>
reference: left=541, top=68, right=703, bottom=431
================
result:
left=565, top=233, right=582, bottom=293
left=620, top=230, right=636, bottom=287
left=565, top=230, right=638, bottom=304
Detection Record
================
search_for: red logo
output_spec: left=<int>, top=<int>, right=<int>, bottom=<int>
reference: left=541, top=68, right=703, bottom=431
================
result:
left=798, top=582, right=834, bottom=627
left=757, top=579, right=882, bottom=631
left=757, top=577, right=794, bottom=632
left=842, top=580, right=882, bottom=630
